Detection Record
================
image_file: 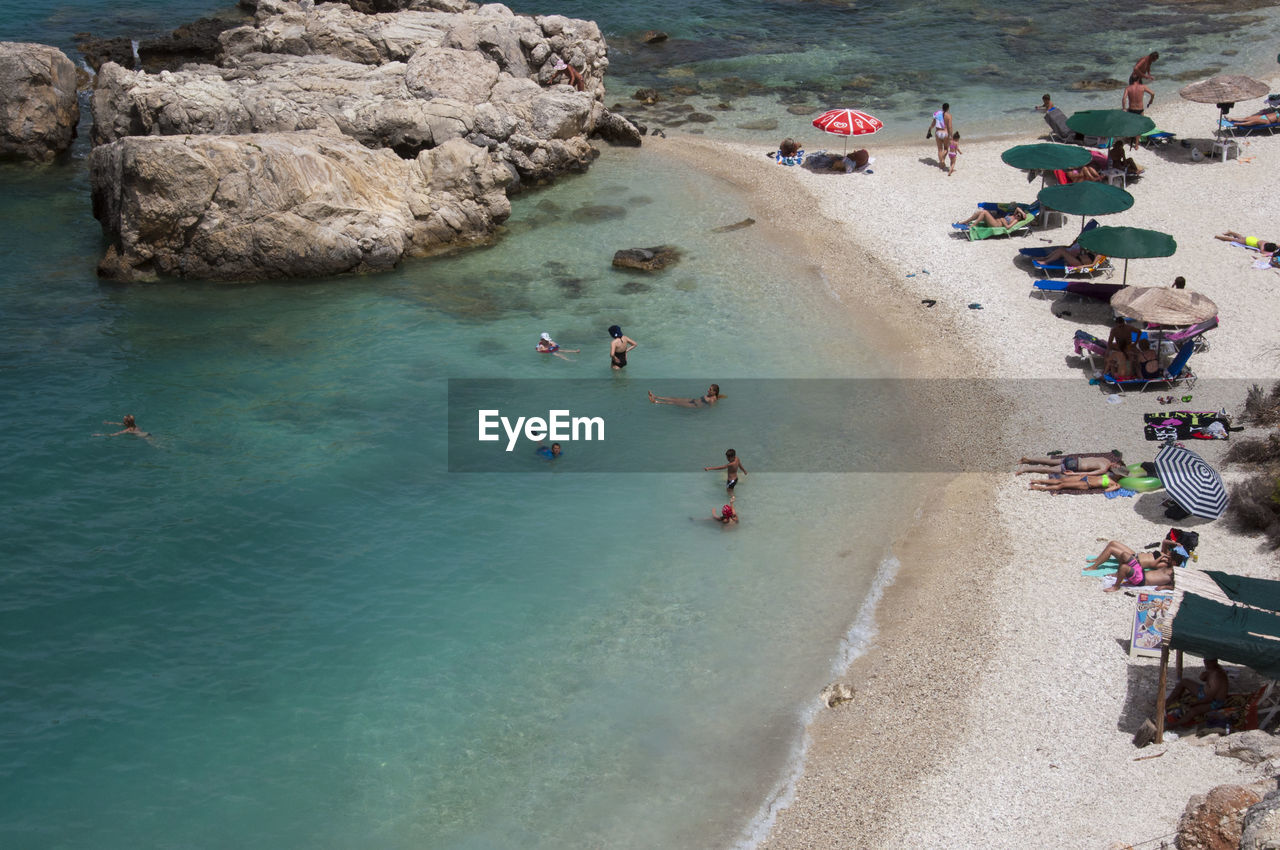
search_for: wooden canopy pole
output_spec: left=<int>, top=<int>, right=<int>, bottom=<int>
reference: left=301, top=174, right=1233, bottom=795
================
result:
left=1155, top=644, right=1170, bottom=744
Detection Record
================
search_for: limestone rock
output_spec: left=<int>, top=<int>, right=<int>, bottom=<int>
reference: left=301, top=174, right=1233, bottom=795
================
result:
left=0, top=42, right=80, bottom=162
left=612, top=245, right=680, bottom=272
left=639, top=30, right=668, bottom=44
left=820, top=682, right=855, bottom=708
left=1215, top=729, right=1280, bottom=765
left=591, top=108, right=641, bottom=146
left=1177, top=784, right=1263, bottom=850
left=90, top=132, right=510, bottom=281
left=1241, top=789, right=1280, bottom=850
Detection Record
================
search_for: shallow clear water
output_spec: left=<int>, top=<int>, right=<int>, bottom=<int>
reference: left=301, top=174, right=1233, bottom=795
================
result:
left=3, top=1, right=1275, bottom=847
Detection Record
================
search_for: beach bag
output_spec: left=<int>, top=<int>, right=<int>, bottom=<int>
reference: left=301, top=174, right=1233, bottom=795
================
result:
left=1168, top=528, right=1200, bottom=553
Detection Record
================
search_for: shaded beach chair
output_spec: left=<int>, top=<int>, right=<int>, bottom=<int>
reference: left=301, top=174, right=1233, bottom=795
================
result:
left=1103, top=339, right=1197, bottom=393
left=1019, top=220, right=1099, bottom=266
left=1032, top=253, right=1111, bottom=278
left=1033, top=279, right=1125, bottom=301
left=1156, top=316, right=1219, bottom=352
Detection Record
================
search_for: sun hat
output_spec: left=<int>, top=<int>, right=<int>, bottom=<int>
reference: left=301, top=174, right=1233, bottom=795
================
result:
left=540, top=332, right=552, bottom=341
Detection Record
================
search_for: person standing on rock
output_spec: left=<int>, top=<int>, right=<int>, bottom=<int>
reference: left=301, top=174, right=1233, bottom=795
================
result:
left=608, top=325, right=637, bottom=370
left=925, top=103, right=953, bottom=169
left=548, top=58, right=586, bottom=92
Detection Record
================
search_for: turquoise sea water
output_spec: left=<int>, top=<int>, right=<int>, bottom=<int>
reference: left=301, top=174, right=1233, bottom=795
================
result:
left=3, top=2, right=1278, bottom=848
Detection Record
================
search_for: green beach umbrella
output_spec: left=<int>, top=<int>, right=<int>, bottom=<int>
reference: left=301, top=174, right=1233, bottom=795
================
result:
left=1037, top=183, right=1134, bottom=232
left=1000, top=143, right=1092, bottom=171
left=1066, top=109, right=1156, bottom=140
left=1078, top=225, right=1177, bottom=285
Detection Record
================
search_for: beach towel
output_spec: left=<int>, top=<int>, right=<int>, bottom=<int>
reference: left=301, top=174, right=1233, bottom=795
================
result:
left=967, top=213, right=1035, bottom=241
left=1166, top=686, right=1266, bottom=731
left=1143, top=410, right=1231, bottom=441
left=1083, top=556, right=1120, bottom=576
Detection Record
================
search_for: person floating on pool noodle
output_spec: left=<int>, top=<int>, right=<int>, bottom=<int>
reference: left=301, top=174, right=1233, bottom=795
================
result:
left=704, top=448, right=746, bottom=491
left=649, top=384, right=723, bottom=408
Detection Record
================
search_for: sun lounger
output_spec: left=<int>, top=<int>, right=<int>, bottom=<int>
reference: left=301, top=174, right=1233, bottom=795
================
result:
left=1033, top=280, right=1124, bottom=301
left=1102, top=339, right=1197, bottom=393
left=1044, top=107, right=1081, bottom=144
left=1221, top=117, right=1280, bottom=136
left=966, top=211, right=1036, bottom=241
left=1032, top=254, right=1111, bottom=278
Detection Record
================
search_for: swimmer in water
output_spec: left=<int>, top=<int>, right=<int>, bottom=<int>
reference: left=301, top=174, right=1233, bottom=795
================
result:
left=648, top=384, right=723, bottom=408
left=704, top=448, right=746, bottom=491
left=536, top=332, right=579, bottom=361
left=95, top=414, right=150, bottom=438
left=536, top=442, right=562, bottom=460
left=695, top=495, right=739, bottom=525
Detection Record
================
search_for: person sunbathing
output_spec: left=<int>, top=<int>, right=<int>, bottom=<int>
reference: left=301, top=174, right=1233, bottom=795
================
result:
left=1131, top=338, right=1161, bottom=379
left=1038, top=244, right=1097, bottom=267
left=1016, top=454, right=1126, bottom=476
left=955, top=206, right=1027, bottom=230
left=1064, top=165, right=1103, bottom=183
left=1086, top=540, right=1181, bottom=591
left=1225, top=108, right=1280, bottom=127
left=1214, top=231, right=1279, bottom=253
left=1104, top=335, right=1135, bottom=379
left=1028, top=470, right=1122, bottom=492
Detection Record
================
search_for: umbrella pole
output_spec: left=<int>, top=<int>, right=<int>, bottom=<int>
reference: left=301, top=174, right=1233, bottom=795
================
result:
left=1121, top=258, right=1129, bottom=286
left=1155, top=644, right=1169, bottom=744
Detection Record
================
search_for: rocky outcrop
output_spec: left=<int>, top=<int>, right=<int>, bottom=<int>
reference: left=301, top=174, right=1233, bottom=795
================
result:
left=90, top=132, right=510, bottom=281
left=1241, top=789, right=1280, bottom=850
left=1177, top=784, right=1264, bottom=850
left=0, top=42, right=81, bottom=162
left=1215, top=729, right=1280, bottom=765
left=612, top=246, right=680, bottom=272
left=87, top=1, right=636, bottom=280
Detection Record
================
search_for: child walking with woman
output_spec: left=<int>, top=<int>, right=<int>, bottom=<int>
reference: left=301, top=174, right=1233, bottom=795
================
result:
left=947, top=132, right=962, bottom=176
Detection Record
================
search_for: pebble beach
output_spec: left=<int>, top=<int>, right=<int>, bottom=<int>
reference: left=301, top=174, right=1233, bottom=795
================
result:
left=659, top=78, right=1280, bottom=848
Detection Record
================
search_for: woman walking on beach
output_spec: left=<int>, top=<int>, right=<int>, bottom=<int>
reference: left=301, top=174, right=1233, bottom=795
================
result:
left=926, top=102, right=953, bottom=169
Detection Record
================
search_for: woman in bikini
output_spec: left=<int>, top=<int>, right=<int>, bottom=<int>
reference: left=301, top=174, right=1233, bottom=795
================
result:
left=608, top=325, right=637, bottom=370
left=1086, top=540, right=1180, bottom=592
left=1226, top=107, right=1280, bottom=127
left=1039, top=243, right=1096, bottom=267
left=1131, top=339, right=1161, bottom=379
left=955, top=205, right=1027, bottom=230
left=1027, top=470, right=1122, bottom=493
left=648, top=384, right=722, bottom=408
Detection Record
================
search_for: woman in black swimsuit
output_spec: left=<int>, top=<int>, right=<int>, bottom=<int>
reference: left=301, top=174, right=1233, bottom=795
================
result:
left=648, top=384, right=722, bottom=408
left=608, top=325, right=637, bottom=370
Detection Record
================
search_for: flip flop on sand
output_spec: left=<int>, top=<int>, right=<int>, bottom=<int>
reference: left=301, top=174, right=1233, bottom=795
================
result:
left=921, top=299, right=937, bottom=307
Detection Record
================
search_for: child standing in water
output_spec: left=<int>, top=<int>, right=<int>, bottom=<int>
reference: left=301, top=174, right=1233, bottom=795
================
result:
left=704, top=448, right=746, bottom=491
left=947, top=132, right=962, bottom=176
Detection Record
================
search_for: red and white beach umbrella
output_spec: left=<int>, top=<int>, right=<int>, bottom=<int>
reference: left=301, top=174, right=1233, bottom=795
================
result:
left=812, top=108, right=883, bottom=152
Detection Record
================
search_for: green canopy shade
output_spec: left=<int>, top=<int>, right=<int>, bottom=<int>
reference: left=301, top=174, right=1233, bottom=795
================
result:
left=1066, top=109, right=1156, bottom=139
left=1000, top=143, right=1092, bottom=171
left=1079, top=225, right=1176, bottom=285
left=1205, top=571, right=1280, bottom=613
left=1078, top=226, right=1176, bottom=259
left=1168, top=594, right=1280, bottom=681
left=1037, top=182, right=1134, bottom=216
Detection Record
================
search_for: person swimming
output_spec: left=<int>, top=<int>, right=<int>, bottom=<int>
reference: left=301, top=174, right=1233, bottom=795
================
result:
left=608, top=325, right=637, bottom=370
left=648, top=384, right=723, bottom=408
left=537, top=332, right=579, bottom=361
left=95, top=414, right=150, bottom=438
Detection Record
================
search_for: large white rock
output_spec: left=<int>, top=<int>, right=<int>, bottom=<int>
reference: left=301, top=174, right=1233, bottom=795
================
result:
left=90, top=132, right=511, bottom=281
left=0, top=42, right=81, bottom=162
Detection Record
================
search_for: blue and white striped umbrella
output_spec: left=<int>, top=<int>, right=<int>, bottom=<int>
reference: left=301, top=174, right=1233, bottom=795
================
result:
left=1154, top=444, right=1229, bottom=519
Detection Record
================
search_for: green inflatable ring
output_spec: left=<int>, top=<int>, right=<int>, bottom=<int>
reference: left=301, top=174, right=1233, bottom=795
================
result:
left=1118, top=464, right=1162, bottom=492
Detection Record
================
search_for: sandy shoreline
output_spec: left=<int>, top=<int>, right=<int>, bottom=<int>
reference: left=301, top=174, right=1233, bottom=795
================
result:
left=655, top=74, right=1280, bottom=848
